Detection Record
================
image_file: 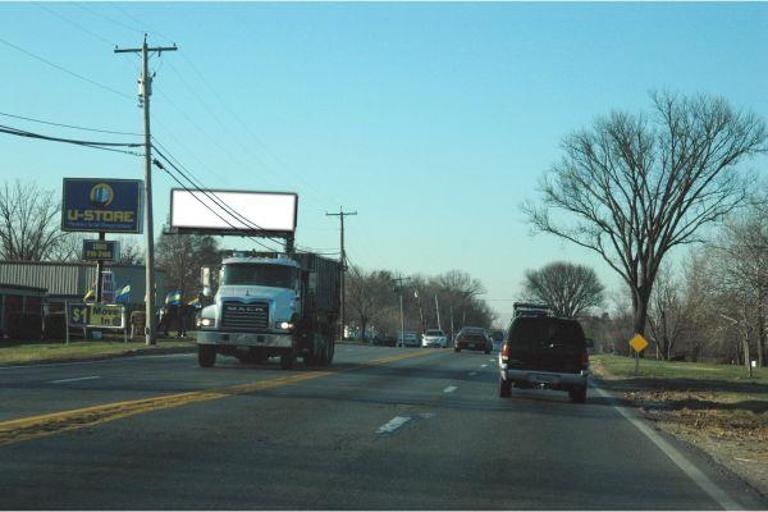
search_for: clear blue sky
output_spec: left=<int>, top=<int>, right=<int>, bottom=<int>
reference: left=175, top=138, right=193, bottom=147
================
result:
left=2, top=2, right=767, bottom=324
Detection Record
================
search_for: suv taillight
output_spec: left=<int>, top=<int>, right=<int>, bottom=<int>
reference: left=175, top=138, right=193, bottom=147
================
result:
left=501, top=343, right=510, bottom=360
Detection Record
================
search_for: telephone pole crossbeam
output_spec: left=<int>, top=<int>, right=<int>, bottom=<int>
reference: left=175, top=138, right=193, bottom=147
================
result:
left=326, top=207, right=357, bottom=341
left=114, top=35, right=177, bottom=346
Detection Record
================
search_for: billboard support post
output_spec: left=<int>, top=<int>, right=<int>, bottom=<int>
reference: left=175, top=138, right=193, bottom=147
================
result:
left=95, top=232, right=106, bottom=303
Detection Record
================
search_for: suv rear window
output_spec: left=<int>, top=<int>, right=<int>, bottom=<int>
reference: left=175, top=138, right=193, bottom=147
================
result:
left=508, top=317, right=585, bottom=348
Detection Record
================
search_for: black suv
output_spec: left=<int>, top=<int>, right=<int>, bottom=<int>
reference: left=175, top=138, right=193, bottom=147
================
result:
left=498, top=303, right=590, bottom=403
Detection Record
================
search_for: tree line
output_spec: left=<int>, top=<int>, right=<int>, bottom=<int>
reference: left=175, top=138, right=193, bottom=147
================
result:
left=345, top=267, right=495, bottom=340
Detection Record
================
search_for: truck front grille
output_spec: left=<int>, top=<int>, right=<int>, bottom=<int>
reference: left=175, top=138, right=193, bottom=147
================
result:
left=221, top=301, right=269, bottom=331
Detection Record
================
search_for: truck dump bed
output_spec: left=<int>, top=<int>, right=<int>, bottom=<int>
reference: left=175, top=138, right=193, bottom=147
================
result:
left=296, top=253, right=341, bottom=315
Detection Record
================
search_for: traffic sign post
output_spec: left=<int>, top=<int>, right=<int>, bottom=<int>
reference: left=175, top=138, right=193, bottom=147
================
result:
left=629, top=334, right=649, bottom=375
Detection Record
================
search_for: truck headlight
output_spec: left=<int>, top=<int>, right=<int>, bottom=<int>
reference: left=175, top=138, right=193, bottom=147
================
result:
left=199, top=318, right=213, bottom=327
left=277, top=321, right=293, bottom=330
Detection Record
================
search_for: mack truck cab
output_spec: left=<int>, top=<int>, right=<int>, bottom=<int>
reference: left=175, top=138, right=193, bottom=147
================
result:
left=196, top=252, right=340, bottom=370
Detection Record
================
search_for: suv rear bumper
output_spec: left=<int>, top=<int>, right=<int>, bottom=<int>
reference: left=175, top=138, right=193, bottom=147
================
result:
left=501, top=367, right=589, bottom=387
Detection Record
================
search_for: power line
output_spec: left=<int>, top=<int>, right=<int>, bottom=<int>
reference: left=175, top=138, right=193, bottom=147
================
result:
left=0, top=124, right=144, bottom=156
left=0, top=111, right=142, bottom=137
left=73, top=2, right=146, bottom=37
left=154, top=163, right=283, bottom=253
left=0, top=36, right=132, bottom=101
left=151, top=145, right=285, bottom=252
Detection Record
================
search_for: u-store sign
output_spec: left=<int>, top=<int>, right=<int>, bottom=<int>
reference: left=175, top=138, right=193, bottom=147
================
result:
left=61, top=178, right=143, bottom=233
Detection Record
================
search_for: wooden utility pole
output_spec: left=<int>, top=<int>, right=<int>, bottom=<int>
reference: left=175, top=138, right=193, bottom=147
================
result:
left=326, top=207, right=356, bottom=340
left=115, top=35, right=177, bottom=345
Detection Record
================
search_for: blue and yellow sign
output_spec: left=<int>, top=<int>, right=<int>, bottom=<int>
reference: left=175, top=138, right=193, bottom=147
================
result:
left=62, top=179, right=143, bottom=233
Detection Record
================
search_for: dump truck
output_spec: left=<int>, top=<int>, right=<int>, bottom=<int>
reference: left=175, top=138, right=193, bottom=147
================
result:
left=196, top=251, right=340, bottom=369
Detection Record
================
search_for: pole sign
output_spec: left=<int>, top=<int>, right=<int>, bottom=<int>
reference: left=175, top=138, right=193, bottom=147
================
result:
left=67, top=303, right=89, bottom=328
left=62, top=179, right=143, bottom=233
left=66, top=303, right=126, bottom=329
left=83, top=240, right=120, bottom=261
left=88, top=304, right=126, bottom=329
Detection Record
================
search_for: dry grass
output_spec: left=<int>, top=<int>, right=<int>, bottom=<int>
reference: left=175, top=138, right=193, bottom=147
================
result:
left=0, top=338, right=194, bottom=365
left=593, top=354, right=768, bottom=495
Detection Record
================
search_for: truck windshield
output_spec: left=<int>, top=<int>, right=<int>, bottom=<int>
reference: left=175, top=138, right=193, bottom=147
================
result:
left=222, top=264, right=296, bottom=288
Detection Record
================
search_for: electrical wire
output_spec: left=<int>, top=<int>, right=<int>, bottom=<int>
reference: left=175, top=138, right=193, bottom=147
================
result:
left=0, top=36, right=133, bottom=101
left=150, top=146, right=285, bottom=252
left=0, top=111, right=142, bottom=137
left=153, top=159, right=282, bottom=253
left=151, top=144, right=280, bottom=237
left=0, top=124, right=143, bottom=156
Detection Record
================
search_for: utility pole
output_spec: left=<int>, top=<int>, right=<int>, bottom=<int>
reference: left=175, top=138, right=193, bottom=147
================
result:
left=326, top=207, right=357, bottom=340
left=434, top=294, right=441, bottom=331
left=393, top=276, right=410, bottom=347
left=115, top=35, right=177, bottom=345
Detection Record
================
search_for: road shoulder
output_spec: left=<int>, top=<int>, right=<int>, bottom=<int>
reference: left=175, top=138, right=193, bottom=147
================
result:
left=592, top=359, right=768, bottom=508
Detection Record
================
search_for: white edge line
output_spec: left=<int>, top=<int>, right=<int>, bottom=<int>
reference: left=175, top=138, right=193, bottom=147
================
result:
left=376, top=416, right=412, bottom=434
left=50, top=375, right=102, bottom=384
left=593, top=384, right=742, bottom=510
left=443, top=385, right=458, bottom=393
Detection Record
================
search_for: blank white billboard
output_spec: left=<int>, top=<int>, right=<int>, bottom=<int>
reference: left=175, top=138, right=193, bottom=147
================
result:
left=170, top=189, right=297, bottom=234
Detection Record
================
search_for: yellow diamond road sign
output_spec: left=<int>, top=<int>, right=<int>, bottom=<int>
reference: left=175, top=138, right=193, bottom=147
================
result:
left=629, top=334, right=649, bottom=353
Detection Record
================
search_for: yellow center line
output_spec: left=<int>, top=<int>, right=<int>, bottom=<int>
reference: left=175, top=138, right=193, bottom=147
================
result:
left=0, top=348, right=439, bottom=447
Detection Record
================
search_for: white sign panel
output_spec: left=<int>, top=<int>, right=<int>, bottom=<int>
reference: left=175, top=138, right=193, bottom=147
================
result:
left=170, top=189, right=297, bottom=234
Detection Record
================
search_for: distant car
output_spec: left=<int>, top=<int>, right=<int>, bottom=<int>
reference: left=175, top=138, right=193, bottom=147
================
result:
left=373, top=334, right=396, bottom=346
left=454, top=327, right=492, bottom=354
left=498, top=309, right=590, bottom=403
left=490, top=329, right=504, bottom=352
left=397, top=331, right=420, bottom=347
left=421, top=329, right=447, bottom=348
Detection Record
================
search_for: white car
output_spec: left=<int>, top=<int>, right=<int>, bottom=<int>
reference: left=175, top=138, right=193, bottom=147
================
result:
left=421, top=329, right=448, bottom=348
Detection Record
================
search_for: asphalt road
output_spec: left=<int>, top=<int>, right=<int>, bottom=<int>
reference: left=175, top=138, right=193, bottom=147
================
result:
left=0, top=344, right=764, bottom=510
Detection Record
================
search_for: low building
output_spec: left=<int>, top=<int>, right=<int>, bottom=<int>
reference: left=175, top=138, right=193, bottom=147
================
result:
left=0, top=283, right=46, bottom=337
left=0, top=261, right=166, bottom=306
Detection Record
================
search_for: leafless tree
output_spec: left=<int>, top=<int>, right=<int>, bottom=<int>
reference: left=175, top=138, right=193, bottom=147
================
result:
left=523, top=261, right=604, bottom=318
left=345, top=266, right=397, bottom=340
left=155, top=230, right=220, bottom=296
left=0, top=180, right=73, bottom=261
left=525, top=92, right=767, bottom=336
left=647, top=266, right=689, bottom=360
left=114, top=236, right=144, bottom=265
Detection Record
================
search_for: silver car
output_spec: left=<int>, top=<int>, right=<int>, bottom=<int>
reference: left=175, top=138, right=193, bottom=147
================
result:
left=421, top=329, right=447, bottom=348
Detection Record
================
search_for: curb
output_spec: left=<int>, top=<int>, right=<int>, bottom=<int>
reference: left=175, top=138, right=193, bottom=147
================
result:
left=0, top=344, right=196, bottom=368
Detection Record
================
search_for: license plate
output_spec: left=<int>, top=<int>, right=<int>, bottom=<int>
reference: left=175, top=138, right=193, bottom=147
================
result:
left=531, top=374, right=556, bottom=384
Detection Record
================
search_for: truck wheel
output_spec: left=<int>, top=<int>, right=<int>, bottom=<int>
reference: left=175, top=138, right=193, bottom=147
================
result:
left=569, top=386, right=587, bottom=404
left=499, top=377, right=511, bottom=398
left=280, top=353, right=294, bottom=370
left=198, top=345, right=216, bottom=367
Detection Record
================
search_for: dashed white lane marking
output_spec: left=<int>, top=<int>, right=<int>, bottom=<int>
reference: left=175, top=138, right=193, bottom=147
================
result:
left=443, top=385, right=458, bottom=393
left=593, top=385, right=742, bottom=510
left=481, top=364, right=488, bottom=368
left=468, top=371, right=478, bottom=376
left=488, top=359, right=496, bottom=363
left=376, top=416, right=412, bottom=434
left=50, top=375, right=101, bottom=384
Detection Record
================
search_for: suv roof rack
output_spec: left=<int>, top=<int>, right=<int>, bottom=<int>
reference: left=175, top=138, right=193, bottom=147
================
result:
left=512, top=302, right=553, bottom=318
